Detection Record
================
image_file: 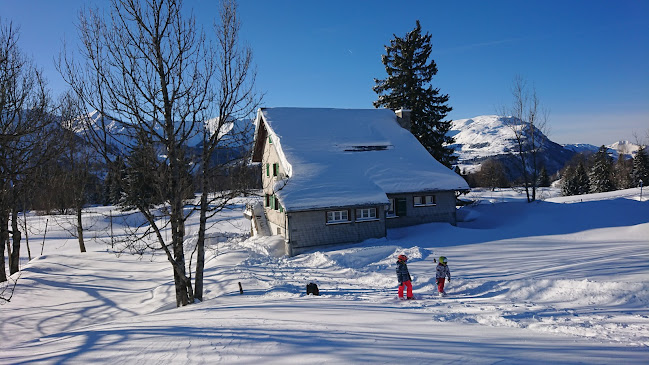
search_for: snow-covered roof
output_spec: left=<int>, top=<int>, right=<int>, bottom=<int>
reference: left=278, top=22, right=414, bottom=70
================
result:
left=254, top=107, right=469, bottom=212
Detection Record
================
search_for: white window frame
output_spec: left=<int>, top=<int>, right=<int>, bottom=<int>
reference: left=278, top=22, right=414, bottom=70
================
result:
left=326, top=210, right=350, bottom=224
left=414, top=195, right=437, bottom=207
left=355, top=207, right=378, bottom=222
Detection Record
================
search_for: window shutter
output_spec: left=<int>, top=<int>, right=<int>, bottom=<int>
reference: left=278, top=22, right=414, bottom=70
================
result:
left=266, top=163, right=269, bottom=177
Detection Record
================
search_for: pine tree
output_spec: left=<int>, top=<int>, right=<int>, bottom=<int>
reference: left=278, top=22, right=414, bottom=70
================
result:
left=574, top=162, right=590, bottom=195
left=612, top=155, right=633, bottom=189
left=589, top=145, right=615, bottom=193
left=631, top=147, right=649, bottom=187
left=120, top=136, right=162, bottom=210
left=538, top=165, right=551, bottom=187
left=373, top=20, right=455, bottom=168
left=560, top=165, right=576, bottom=196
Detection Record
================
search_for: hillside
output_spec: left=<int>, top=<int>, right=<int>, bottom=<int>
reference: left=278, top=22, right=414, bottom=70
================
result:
left=2, top=188, right=648, bottom=364
left=449, top=115, right=643, bottom=177
left=449, top=115, right=575, bottom=177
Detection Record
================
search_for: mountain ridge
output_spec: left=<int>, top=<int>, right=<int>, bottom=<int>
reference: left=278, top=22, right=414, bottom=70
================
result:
left=449, top=115, right=641, bottom=177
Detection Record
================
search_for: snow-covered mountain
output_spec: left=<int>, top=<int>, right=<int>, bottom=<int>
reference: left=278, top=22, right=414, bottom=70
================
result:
left=449, top=115, right=575, bottom=177
left=563, top=140, right=642, bottom=160
left=449, top=115, right=643, bottom=178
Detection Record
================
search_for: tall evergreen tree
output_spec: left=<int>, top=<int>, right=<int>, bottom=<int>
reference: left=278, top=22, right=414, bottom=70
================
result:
left=631, top=147, right=649, bottom=186
left=574, top=162, right=590, bottom=195
left=538, top=165, right=551, bottom=187
left=373, top=20, right=455, bottom=168
left=612, top=155, right=633, bottom=189
left=560, top=165, right=576, bottom=196
left=589, top=145, right=615, bottom=193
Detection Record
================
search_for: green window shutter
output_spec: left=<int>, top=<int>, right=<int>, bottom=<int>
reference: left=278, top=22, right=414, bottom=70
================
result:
left=268, top=135, right=273, bottom=144
left=270, top=194, right=275, bottom=210
left=266, top=163, right=269, bottom=177
left=396, top=198, right=407, bottom=216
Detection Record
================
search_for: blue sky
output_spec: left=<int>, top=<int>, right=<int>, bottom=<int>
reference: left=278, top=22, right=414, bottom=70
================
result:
left=2, top=0, right=648, bottom=145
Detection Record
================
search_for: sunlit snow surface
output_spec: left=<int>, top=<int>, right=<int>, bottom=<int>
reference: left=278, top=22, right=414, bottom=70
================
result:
left=2, top=188, right=648, bottom=364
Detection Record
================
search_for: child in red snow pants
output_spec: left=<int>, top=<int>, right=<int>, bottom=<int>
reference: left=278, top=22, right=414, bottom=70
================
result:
left=398, top=280, right=413, bottom=298
left=396, top=255, right=414, bottom=299
left=437, top=278, right=446, bottom=293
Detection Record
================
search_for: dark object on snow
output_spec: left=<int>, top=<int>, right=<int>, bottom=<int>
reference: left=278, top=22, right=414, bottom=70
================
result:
left=238, top=282, right=244, bottom=295
left=306, top=282, right=320, bottom=296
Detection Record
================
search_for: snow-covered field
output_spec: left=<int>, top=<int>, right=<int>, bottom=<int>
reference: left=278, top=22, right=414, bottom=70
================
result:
left=2, top=188, right=648, bottom=364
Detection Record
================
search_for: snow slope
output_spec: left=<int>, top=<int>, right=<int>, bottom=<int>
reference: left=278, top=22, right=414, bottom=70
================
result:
left=2, top=188, right=648, bottom=364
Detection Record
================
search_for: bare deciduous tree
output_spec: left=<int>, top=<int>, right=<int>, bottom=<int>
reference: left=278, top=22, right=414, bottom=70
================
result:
left=499, top=75, right=549, bottom=202
left=1, top=20, right=60, bottom=283
left=59, top=0, right=258, bottom=307
left=193, top=0, right=260, bottom=301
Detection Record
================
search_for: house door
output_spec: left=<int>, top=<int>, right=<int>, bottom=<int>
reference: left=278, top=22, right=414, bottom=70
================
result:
left=396, top=198, right=407, bottom=217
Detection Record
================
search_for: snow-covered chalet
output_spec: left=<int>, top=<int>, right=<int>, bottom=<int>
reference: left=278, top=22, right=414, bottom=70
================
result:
left=247, top=107, right=469, bottom=256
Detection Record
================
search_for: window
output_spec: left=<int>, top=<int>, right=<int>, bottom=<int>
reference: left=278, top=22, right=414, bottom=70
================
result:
left=268, top=135, right=273, bottom=144
left=356, top=207, right=377, bottom=221
left=414, top=195, right=437, bottom=206
left=265, top=194, right=270, bottom=207
left=326, top=210, right=349, bottom=224
left=275, top=196, right=283, bottom=212
left=266, top=163, right=270, bottom=177
left=273, top=163, right=279, bottom=177
left=426, top=195, right=437, bottom=205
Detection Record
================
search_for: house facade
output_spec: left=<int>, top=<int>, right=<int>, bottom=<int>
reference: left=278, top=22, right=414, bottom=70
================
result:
left=249, top=107, right=469, bottom=256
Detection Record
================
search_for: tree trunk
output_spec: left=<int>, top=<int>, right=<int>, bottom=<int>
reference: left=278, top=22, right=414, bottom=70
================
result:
left=23, top=203, right=31, bottom=260
left=9, top=207, right=21, bottom=275
left=0, top=211, right=8, bottom=282
left=171, top=199, right=190, bottom=306
left=76, top=204, right=86, bottom=253
left=194, top=187, right=208, bottom=302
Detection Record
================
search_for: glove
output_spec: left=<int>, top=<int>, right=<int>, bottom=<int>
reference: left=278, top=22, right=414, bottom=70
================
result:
left=408, top=275, right=412, bottom=282
left=435, top=279, right=439, bottom=285
left=448, top=278, right=451, bottom=283
left=398, top=281, right=403, bottom=286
